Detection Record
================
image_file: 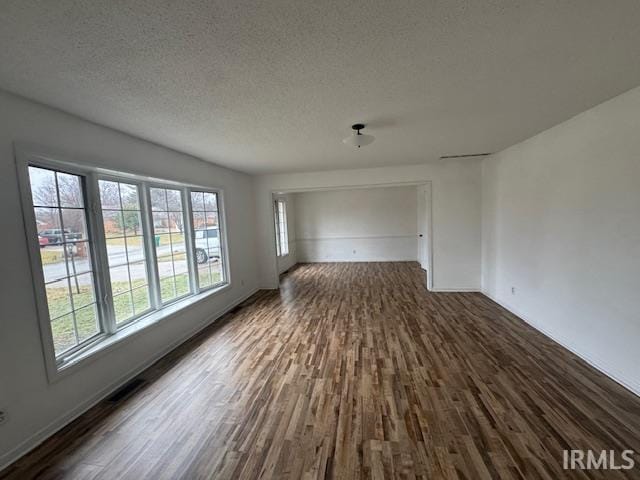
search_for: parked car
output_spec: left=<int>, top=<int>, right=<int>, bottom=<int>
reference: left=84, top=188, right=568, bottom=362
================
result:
left=38, top=235, right=49, bottom=248
left=194, top=227, right=220, bottom=264
left=38, top=228, right=82, bottom=245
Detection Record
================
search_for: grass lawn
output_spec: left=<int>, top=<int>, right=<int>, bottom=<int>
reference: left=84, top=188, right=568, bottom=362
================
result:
left=40, top=249, right=65, bottom=265
left=106, top=233, right=186, bottom=246
left=49, top=266, right=222, bottom=355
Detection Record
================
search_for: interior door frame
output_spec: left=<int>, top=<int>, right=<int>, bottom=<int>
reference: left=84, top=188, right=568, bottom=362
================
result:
left=270, top=180, right=434, bottom=291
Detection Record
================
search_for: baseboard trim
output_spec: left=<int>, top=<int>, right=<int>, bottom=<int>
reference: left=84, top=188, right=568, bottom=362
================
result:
left=430, top=288, right=480, bottom=292
left=0, top=287, right=260, bottom=473
left=297, top=259, right=418, bottom=263
left=482, top=290, right=640, bottom=399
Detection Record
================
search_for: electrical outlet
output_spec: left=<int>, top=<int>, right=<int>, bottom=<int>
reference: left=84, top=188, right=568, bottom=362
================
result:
left=241, top=279, right=245, bottom=287
left=0, top=410, right=7, bottom=426
left=353, top=249, right=356, bottom=254
left=511, top=286, right=516, bottom=295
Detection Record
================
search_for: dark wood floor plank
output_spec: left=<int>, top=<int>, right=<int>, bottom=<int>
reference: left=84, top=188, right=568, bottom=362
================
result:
left=2, top=262, right=640, bottom=479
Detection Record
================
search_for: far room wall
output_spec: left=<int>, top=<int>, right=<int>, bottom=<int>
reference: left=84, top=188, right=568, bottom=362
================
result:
left=293, top=186, right=418, bottom=262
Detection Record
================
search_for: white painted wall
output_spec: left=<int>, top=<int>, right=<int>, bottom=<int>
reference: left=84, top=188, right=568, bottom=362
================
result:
left=293, top=186, right=418, bottom=262
left=0, top=91, right=260, bottom=468
left=255, top=161, right=482, bottom=291
left=274, top=193, right=297, bottom=274
left=482, top=85, right=640, bottom=396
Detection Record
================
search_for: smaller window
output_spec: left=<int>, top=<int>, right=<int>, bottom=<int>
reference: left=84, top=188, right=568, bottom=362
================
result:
left=150, top=187, right=191, bottom=304
left=190, top=191, right=225, bottom=290
left=27, top=166, right=101, bottom=357
left=274, top=199, right=289, bottom=256
left=99, top=180, right=151, bottom=327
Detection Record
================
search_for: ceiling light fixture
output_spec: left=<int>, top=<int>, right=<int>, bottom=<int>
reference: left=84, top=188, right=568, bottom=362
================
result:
left=343, top=123, right=374, bottom=148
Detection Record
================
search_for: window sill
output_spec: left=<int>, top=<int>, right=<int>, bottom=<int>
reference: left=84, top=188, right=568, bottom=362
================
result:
left=51, top=282, right=231, bottom=382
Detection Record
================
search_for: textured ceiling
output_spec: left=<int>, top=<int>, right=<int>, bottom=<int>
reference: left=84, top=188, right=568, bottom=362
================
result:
left=1, top=1, right=640, bottom=174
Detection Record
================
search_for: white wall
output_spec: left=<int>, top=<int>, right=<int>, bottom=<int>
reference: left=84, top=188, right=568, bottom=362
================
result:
left=0, top=91, right=260, bottom=468
left=274, top=193, right=297, bottom=274
left=255, top=160, right=482, bottom=291
left=482, top=85, right=640, bottom=395
left=293, top=186, right=418, bottom=262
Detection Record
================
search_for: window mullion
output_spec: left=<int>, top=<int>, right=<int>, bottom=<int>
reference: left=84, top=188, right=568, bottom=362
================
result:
left=86, top=173, right=116, bottom=335
left=183, top=188, right=199, bottom=294
left=140, top=182, right=162, bottom=309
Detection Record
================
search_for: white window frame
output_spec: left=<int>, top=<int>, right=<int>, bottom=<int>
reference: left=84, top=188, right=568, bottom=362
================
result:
left=147, top=183, right=195, bottom=306
left=274, top=199, right=289, bottom=257
left=15, top=145, right=231, bottom=382
left=188, top=190, right=228, bottom=291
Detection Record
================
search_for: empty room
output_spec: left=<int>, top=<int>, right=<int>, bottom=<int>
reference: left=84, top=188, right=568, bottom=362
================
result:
left=1, top=1, right=639, bottom=479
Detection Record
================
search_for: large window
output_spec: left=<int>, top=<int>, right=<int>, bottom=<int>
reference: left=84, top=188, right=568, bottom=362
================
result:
left=20, top=155, right=229, bottom=372
left=274, top=199, right=289, bottom=256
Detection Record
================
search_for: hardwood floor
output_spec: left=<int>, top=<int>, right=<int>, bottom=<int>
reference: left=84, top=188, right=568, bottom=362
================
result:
left=3, top=262, right=640, bottom=479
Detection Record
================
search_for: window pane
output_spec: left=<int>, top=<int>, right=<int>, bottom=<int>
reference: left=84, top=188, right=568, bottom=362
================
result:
left=207, top=234, right=220, bottom=259
left=46, top=279, right=72, bottom=319
left=190, top=191, right=204, bottom=211
left=198, top=264, right=212, bottom=289
left=102, top=210, right=124, bottom=238
left=106, top=237, right=127, bottom=266
left=129, top=261, right=148, bottom=289
left=35, top=207, right=61, bottom=238
left=125, top=237, right=146, bottom=263
left=119, top=183, right=139, bottom=210
left=109, top=265, right=131, bottom=295
left=70, top=273, right=95, bottom=310
left=150, top=188, right=167, bottom=211
left=205, top=212, right=218, bottom=227
left=131, top=286, right=151, bottom=315
left=160, top=275, right=176, bottom=302
left=57, top=172, right=84, bottom=208
left=29, top=167, right=58, bottom=207
left=40, top=247, right=67, bottom=283
left=62, top=241, right=92, bottom=277
left=166, top=189, right=182, bottom=210
left=113, top=292, right=134, bottom=324
left=192, top=212, right=205, bottom=229
left=152, top=212, right=170, bottom=233
left=211, top=261, right=223, bottom=284
left=76, top=304, right=99, bottom=342
left=203, top=192, right=217, bottom=211
left=276, top=200, right=289, bottom=256
left=51, top=313, right=76, bottom=355
left=27, top=166, right=102, bottom=358
left=98, top=180, right=121, bottom=209
left=168, top=212, right=184, bottom=233
left=175, top=272, right=190, bottom=297
left=122, top=211, right=143, bottom=236
left=61, top=208, right=88, bottom=242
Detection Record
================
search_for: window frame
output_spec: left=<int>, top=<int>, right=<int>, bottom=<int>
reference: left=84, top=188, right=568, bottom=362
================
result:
left=16, top=146, right=231, bottom=382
